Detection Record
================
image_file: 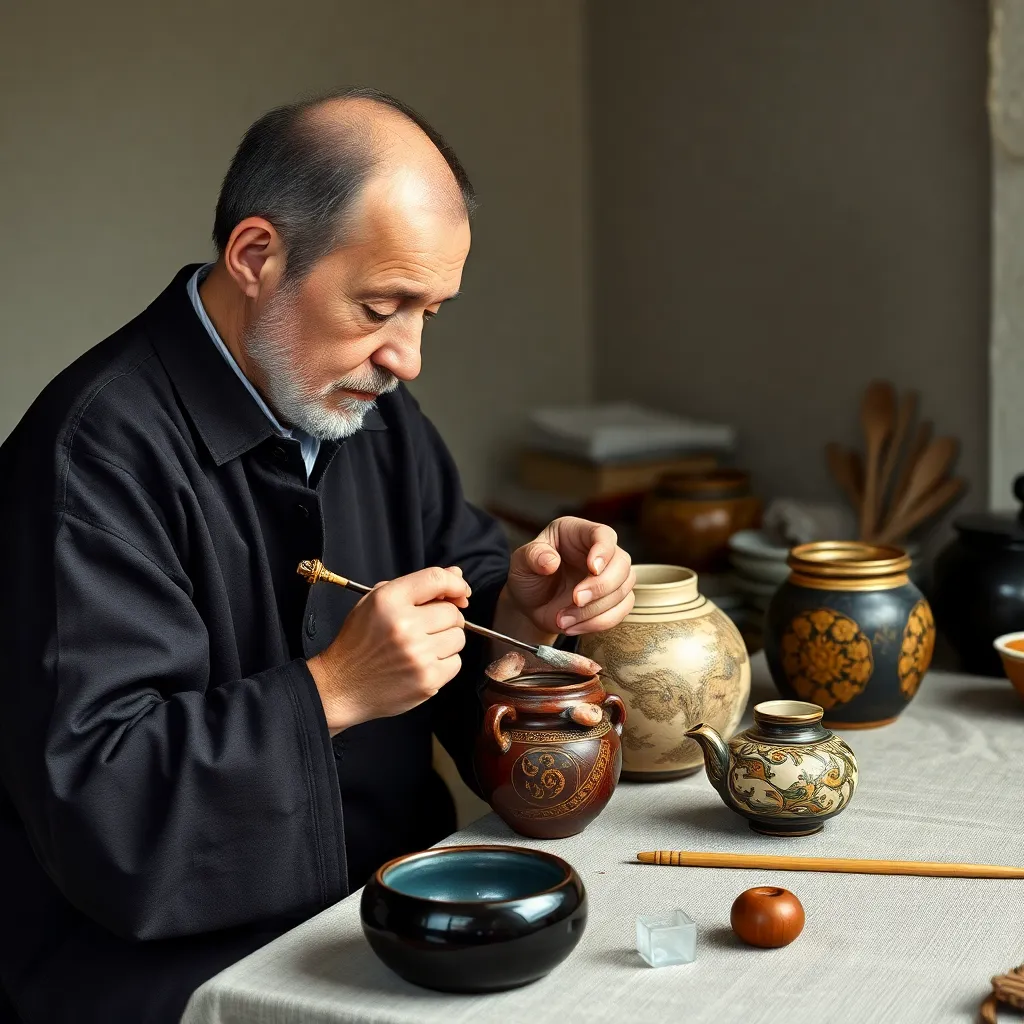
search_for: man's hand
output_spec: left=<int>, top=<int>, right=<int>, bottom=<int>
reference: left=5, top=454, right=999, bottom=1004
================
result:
left=307, top=566, right=471, bottom=735
left=500, top=517, right=635, bottom=640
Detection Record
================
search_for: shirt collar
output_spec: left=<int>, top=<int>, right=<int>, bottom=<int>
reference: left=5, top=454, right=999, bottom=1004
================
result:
left=187, top=263, right=320, bottom=480
left=143, top=265, right=385, bottom=469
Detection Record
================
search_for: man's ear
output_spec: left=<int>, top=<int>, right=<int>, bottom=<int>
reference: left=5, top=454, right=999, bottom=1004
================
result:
left=223, top=218, right=286, bottom=299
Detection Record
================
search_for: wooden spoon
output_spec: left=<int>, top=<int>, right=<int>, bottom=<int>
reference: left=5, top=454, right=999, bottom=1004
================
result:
left=876, top=390, right=917, bottom=521
left=875, top=436, right=959, bottom=542
left=889, top=419, right=932, bottom=512
left=825, top=443, right=863, bottom=511
left=859, top=380, right=897, bottom=541
left=875, top=476, right=965, bottom=545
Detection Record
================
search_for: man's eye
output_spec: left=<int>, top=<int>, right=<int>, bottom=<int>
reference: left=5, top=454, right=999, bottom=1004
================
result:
left=423, top=310, right=438, bottom=323
left=363, top=305, right=393, bottom=324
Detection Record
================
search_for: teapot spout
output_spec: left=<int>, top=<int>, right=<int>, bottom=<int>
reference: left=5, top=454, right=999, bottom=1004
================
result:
left=685, top=723, right=732, bottom=800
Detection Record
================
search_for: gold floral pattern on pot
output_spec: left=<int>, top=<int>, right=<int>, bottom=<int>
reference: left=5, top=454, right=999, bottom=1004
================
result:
left=780, top=609, right=873, bottom=710
left=899, top=599, right=935, bottom=699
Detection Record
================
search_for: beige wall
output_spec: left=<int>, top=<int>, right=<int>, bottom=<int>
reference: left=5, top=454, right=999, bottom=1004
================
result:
left=0, top=0, right=587, bottom=829
left=1, top=1, right=996, bottom=826
left=0, top=0, right=589, bottom=505
left=588, top=2, right=991, bottom=554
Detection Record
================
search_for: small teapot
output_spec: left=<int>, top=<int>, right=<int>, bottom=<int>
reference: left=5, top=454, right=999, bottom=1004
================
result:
left=685, top=700, right=858, bottom=837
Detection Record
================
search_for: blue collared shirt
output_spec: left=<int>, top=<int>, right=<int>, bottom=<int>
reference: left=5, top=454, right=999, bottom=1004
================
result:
left=187, top=264, right=320, bottom=480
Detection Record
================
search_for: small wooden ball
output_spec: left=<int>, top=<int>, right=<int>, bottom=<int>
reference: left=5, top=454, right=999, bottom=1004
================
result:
left=730, top=886, right=804, bottom=948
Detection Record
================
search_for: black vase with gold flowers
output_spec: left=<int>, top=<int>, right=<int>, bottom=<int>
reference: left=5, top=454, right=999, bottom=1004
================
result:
left=763, top=542, right=935, bottom=729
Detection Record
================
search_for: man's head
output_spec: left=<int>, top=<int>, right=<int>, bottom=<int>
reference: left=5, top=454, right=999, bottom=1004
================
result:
left=208, top=87, right=474, bottom=440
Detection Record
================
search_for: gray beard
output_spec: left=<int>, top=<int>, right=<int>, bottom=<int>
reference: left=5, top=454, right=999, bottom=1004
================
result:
left=243, top=297, right=399, bottom=441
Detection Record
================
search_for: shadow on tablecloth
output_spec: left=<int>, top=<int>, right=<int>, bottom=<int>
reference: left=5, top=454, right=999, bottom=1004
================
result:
left=925, top=679, right=1024, bottom=720
left=639, top=800, right=750, bottom=839
left=291, top=934, right=449, bottom=1002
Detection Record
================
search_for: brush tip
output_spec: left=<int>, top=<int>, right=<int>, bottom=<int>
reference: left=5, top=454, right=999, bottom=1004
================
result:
left=535, top=646, right=602, bottom=676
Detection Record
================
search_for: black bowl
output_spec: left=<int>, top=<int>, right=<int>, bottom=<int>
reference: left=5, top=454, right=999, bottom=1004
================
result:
left=359, top=844, right=587, bottom=993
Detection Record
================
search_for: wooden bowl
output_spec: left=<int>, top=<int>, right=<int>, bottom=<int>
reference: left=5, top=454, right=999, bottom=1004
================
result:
left=359, top=845, right=587, bottom=992
left=992, top=632, right=1024, bottom=700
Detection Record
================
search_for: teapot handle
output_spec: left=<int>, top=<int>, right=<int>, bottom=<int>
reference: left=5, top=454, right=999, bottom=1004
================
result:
left=602, top=694, right=627, bottom=735
left=484, top=703, right=516, bottom=754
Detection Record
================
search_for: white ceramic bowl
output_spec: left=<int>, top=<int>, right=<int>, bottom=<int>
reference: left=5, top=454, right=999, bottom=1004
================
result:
left=728, top=530, right=790, bottom=562
left=732, top=574, right=780, bottom=598
left=729, top=552, right=791, bottom=584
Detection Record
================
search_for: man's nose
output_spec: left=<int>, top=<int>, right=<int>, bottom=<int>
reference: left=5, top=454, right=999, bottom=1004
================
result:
left=373, top=322, right=422, bottom=382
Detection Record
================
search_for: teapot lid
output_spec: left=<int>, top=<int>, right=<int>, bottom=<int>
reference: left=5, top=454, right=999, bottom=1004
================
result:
left=953, top=474, right=1024, bottom=542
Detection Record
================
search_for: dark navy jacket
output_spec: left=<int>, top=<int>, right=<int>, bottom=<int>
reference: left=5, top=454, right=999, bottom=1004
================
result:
left=0, top=265, right=509, bottom=1023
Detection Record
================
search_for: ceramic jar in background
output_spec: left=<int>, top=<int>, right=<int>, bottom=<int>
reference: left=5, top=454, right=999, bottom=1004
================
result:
left=473, top=670, right=625, bottom=840
left=931, top=475, right=1024, bottom=678
left=764, top=542, right=935, bottom=729
left=576, top=564, right=751, bottom=780
left=639, top=469, right=762, bottom=572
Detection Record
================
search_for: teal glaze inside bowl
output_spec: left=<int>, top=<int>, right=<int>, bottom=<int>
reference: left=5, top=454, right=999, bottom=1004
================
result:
left=381, top=849, right=566, bottom=902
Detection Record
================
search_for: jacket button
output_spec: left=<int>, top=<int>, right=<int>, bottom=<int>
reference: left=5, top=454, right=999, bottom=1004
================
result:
left=296, top=502, right=310, bottom=518
left=271, top=444, right=288, bottom=462
left=305, top=610, right=317, bottom=638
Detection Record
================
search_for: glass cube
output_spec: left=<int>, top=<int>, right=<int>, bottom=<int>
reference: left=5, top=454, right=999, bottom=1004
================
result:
left=635, top=909, right=697, bottom=967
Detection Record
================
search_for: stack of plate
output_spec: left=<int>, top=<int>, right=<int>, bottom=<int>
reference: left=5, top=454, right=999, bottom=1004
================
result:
left=726, top=530, right=792, bottom=650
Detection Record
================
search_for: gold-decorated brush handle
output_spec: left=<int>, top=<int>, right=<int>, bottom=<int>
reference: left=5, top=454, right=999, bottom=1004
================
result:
left=296, top=559, right=373, bottom=594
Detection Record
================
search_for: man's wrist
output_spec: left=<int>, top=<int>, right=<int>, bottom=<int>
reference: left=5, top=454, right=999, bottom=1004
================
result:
left=306, top=653, right=354, bottom=737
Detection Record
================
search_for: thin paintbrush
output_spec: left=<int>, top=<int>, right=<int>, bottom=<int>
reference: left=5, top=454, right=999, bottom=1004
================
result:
left=296, top=559, right=597, bottom=674
left=635, top=850, right=1024, bottom=879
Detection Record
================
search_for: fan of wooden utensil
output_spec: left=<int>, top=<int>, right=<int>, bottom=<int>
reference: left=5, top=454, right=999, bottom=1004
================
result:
left=825, top=380, right=965, bottom=545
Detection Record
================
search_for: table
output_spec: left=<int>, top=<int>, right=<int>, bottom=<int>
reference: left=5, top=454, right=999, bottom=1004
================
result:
left=181, top=655, right=1024, bottom=1024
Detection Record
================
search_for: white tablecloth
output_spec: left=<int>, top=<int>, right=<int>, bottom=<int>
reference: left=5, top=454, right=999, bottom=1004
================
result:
left=181, top=655, right=1024, bottom=1024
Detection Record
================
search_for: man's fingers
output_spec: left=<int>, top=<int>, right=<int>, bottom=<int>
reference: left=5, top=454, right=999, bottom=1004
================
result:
left=570, top=550, right=632, bottom=608
left=432, top=627, right=467, bottom=661
left=514, top=540, right=561, bottom=576
left=558, top=569, right=636, bottom=632
left=388, top=566, right=472, bottom=606
left=420, top=600, right=466, bottom=635
left=563, top=591, right=636, bottom=636
left=545, top=517, right=618, bottom=575
left=584, top=522, right=619, bottom=576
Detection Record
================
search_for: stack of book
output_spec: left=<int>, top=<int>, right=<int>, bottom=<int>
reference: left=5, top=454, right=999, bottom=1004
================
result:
left=485, top=402, right=737, bottom=546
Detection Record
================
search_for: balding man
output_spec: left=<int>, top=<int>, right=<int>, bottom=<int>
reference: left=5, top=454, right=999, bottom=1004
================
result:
left=0, top=88, right=635, bottom=1023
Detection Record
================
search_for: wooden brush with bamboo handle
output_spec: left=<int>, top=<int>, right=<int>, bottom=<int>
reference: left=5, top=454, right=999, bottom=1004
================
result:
left=635, top=850, right=1024, bottom=879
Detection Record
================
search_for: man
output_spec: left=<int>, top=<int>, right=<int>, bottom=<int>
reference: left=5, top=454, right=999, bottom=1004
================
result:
left=0, top=88, right=635, bottom=1023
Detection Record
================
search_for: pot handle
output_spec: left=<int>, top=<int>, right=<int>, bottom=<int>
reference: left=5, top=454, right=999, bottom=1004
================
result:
left=484, top=703, right=516, bottom=754
left=602, top=694, right=627, bottom=735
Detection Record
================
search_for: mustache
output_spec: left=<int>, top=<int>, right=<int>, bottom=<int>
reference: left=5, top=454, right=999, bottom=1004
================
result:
left=323, top=367, right=399, bottom=398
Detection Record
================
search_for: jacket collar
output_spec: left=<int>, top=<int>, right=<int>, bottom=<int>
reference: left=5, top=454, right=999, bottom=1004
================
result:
left=144, top=265, right=386, bottom=467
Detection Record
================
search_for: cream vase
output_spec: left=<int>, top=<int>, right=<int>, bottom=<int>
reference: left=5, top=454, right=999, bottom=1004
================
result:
left=576, top=564, right=751, bottom=780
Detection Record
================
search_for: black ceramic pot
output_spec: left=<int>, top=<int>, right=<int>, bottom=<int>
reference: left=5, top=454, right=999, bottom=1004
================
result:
left=764, top=542, right=935, bottom=729
left=931, top=475, right=1024, bottom=677
left=359, top=845, right=587, bottom=993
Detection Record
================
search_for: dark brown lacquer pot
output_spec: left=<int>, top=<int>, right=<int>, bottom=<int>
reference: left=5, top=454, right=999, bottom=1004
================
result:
left=639, top=469, right=762, bottom=572
left=474, top=671, right=626, bottom=840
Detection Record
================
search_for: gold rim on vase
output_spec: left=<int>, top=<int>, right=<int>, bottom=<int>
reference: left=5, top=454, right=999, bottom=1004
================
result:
left=786, top=541, right=912, bottom=592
